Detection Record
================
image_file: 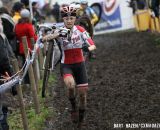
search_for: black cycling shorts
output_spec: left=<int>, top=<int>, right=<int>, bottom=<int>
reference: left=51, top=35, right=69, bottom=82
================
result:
left=60, top=62, right=88, bottom=87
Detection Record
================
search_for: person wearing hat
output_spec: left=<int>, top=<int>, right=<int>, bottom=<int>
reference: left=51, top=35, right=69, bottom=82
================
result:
left=15, top=9, right=37, bottom=84
left=0, top=17, right=16, bottom=130
left=77, top=0, right=98, bottom=26
left=15, top=8, right=37, bottom=56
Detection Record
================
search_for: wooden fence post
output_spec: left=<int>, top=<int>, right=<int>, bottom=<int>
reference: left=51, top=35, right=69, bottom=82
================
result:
left=38, top=49, right=44, bottom=79
left=22, top=36, right=40, bottom=114
left=30, top=38, right=40, bottom=93
left=11, top=59, right=29, bottom=130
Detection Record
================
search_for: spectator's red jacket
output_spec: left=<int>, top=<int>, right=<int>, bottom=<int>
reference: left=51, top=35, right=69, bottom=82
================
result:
left=15, top=23, right=37, bottom=54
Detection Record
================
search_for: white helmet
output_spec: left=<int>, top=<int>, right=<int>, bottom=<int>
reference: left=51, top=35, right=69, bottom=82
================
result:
left=61, top=5, right=77, bottom=17
left=80, top=0, right=88, bottom=4
left=20, top=9, right=30, bottom=18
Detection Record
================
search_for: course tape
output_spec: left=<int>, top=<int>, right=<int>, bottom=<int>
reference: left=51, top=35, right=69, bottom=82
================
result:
left=0, top=36, right=43, bottom=94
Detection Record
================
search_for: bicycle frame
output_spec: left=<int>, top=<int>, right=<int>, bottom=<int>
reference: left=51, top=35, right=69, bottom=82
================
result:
left=42, top=40, right=56, bottom=71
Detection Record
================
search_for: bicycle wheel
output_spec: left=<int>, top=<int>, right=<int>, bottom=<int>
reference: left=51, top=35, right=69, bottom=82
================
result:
left=42, top=41, right=54, bottom=98
left=91, top=3, right=102, bottom=26
left=76, top=15, right=93, bottom=38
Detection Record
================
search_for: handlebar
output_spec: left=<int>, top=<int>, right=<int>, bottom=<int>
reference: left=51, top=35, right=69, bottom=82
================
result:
left=37, top=23, right=71, bottom=43
left=37, top=23, right=70, bottom=33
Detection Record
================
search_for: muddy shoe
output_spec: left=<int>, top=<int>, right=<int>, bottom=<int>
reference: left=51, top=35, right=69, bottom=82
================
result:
left=77, top=109, right=86, bottom=128
left=70, top=110, right=78, bottom=123
left=77, top=121, right=87, bottom=129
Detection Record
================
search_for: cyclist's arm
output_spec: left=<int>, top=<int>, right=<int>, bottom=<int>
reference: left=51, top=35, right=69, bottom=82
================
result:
left=42, top=30, right=59, bottom=41
left=78, top=26, right=96, bottom=51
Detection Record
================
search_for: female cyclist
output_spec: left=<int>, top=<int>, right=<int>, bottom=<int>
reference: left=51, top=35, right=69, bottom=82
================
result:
left=43, top=5, right=96, bottom=127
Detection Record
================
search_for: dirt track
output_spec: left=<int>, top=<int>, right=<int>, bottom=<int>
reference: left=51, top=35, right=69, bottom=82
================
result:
left=44, top=31, right=160, bottom=130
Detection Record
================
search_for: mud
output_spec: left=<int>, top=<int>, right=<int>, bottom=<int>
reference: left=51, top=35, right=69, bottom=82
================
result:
left=44, top=30, right=160, bottom=130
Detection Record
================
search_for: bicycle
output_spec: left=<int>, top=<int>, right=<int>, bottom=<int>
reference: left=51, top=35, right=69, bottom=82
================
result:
left=37, top=23, right=70, bottom=98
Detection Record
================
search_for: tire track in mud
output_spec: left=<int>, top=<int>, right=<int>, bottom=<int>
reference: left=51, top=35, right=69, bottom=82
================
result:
left=44, top=31, right=160, bottom=130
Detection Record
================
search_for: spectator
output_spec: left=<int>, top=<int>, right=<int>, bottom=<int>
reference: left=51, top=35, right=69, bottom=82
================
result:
left=21, top=0, right=29, bottom=8
left=15, top=9, right=37, bottom=84
left=0, top=7, right=19, bottom=55
left=12, top=2, right=24, bottom=24
left=15, top=9, right=37, bottom=56
left=137, top=0, right=146, bottom=10
left=32, top=2, right=45, bottom=23
left=0, top=17, right=16, bottom=130
left=151, top=0, right=159, bottom=17
left=51, top=2, right=60, bottom=22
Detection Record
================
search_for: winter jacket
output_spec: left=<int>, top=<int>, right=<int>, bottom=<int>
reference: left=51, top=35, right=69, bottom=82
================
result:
left=1, top=13, right=18, bottom=53
left=0, top=34, right=13, bottom=76
left=13, top=12, right=21, bottom=24
left=15, top=22, right=37, bottom=55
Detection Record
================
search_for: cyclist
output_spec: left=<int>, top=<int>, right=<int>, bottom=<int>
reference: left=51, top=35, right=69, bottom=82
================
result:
left=42, top=5, right=96, bottom=127
left=77, top=0, right=98, bottom=26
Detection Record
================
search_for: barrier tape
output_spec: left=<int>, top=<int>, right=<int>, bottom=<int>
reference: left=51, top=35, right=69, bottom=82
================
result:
left=0, top=36, right=43, bottom=94
left=0, top=23, right=67, bottom=94
left=0, top=76, right=19, bottom=94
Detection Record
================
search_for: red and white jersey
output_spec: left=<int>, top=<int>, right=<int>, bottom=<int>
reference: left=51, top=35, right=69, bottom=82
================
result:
left=58, top=25, right=95, bottom=64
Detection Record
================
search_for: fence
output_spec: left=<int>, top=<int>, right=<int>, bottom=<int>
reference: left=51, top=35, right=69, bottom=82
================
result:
left=0, top=36, right=45, bottom=130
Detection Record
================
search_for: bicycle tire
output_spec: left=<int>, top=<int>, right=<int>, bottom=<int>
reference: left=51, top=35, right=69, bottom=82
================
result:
left=42, top=41, right=54, bottom=98
left=42, top=66, right=50, bottom=97
left=76, top=15, right=93, bottom=38
left=90, top=3, right=102, bottom=26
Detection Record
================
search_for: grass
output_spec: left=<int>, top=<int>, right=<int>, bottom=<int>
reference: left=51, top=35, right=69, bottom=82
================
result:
left=155, top=37, right=160, bottom=46
left=8, top=73, right=56, bottom=130
left=8, top=102, right=53, bottom=130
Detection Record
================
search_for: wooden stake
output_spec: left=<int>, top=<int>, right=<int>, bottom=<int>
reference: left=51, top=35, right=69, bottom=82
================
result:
left=22, top=36, right=40, bottom=114
left=11, top=59, right=29, bottom=130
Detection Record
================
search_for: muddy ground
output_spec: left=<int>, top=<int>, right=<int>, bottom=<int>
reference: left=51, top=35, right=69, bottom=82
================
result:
left=44, top=30, right=160, bottom=130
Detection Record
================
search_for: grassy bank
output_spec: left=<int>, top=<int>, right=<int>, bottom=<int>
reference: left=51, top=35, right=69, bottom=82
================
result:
left=8, top=73, right=56, bottom=130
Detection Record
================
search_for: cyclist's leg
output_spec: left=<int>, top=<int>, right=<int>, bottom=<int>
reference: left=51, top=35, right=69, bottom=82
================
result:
left=78, top=87, right=88, bottom=126
left=64, top=75, right=79, bottom=123
left=61, top=64, right=79, bottom=123
left=60, top=64, right=77, bottom=112
left=64, top=75, right=77, bottom=110
left=74, top=62, right=88, bottom=125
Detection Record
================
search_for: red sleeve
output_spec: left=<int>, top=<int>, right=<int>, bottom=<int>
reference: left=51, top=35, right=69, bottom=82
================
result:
left=27, top=24, right=38, bottom=42
left=76, top=25, right=95, bottom=46
left=76, top=25, right=85, bottom=32
left=86, top=38, right=94, bottom=45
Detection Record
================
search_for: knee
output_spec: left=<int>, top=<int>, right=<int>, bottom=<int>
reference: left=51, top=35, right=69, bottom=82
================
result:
left=64, top=76, right=75, bottom=89
left=78, top=87, right=88, bottom=95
